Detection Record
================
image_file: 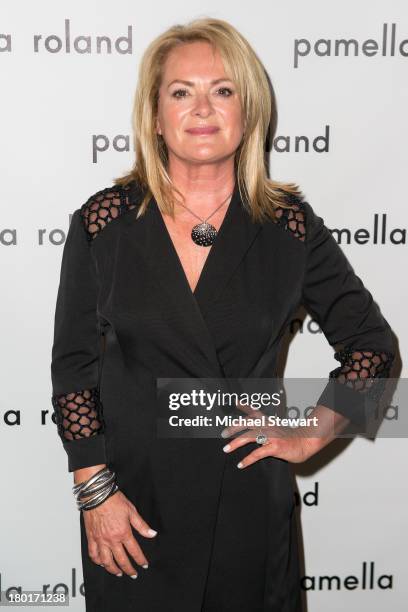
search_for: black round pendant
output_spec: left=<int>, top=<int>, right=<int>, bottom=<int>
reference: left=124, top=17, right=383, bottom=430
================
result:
left=191, top=222, right=217, bottom=247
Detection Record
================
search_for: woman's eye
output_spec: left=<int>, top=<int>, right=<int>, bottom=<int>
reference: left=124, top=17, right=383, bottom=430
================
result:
left=172, top=89, right=188, bottom=98
left=218, top=87, right=233, bottom=96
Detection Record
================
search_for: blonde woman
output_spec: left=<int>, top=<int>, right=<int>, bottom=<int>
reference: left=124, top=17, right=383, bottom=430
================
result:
left=50, top=17, right=394, bottom=612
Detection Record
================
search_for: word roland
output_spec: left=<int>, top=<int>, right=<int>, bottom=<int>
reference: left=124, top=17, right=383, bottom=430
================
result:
left=34, top=20, right=132, bottom=54
left=302, top=561, right=392, bottom=591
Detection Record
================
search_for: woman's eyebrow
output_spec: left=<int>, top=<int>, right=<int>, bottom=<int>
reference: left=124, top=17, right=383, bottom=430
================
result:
left=167, top=78, right=233, bottom=88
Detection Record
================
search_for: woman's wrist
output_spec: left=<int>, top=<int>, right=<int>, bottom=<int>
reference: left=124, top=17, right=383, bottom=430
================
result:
left=73, top=466, right=119, bottom=511
left=302, top=404, right=351, bottom=454
left=74, top=464, right=107, bottom=485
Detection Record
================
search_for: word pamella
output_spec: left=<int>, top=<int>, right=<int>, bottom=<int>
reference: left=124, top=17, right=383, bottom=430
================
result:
left=0, top=20, right=132, bottom=54
left=301, top=561, right=392, bottom=590
left=294, top=23, right=408, bottom=68
left=0, top=569, right=84, bottom=601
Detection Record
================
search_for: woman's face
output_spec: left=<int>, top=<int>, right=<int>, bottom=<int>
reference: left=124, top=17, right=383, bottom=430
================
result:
left=155, top=41, right=245, bottom=165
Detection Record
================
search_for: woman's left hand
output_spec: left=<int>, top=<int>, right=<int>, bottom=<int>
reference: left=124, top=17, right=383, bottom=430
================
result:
left=220, top=403, right=322, bottom=467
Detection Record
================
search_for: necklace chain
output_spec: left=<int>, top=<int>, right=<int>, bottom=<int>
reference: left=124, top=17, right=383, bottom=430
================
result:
left=176, top=191, right=233, bottom=224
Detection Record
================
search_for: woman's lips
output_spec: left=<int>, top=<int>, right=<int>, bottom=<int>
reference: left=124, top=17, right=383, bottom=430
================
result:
left=185, top=126, right=220, bottom=135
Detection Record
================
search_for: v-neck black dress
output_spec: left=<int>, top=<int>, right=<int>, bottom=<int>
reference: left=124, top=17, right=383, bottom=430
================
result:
left=50, top=175, right=394, bottom=612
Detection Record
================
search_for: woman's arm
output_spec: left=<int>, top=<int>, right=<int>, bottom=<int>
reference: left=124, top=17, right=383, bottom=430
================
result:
left=50, top=208, right=108, bottom=472
left=222, top=196, right=396, bottom=466
left=50, top=199, right=157, bottom=579
left=300, top=198, right=395, bottom=429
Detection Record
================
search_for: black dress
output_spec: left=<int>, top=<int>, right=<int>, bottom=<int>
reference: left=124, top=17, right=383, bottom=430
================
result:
left=50, top=175, right=394, bottom=612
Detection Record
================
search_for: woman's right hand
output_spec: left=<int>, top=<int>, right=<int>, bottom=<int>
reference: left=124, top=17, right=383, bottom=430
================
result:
left=82, top=488, right=158, bottom=579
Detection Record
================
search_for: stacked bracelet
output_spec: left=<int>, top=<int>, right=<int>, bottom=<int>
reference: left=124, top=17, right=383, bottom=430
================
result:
left=73, top=467, right=119, bottom=511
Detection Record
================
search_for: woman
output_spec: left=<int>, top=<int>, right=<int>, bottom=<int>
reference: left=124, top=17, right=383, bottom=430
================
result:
left=50, top=17, right=395, bottom=612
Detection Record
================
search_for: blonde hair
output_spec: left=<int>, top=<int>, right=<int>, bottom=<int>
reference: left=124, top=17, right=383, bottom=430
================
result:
left=114, top=16, right=303, bottom=222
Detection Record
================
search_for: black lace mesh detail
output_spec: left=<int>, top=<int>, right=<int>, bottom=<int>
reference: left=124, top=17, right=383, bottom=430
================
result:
left=329, top=348, right=394, bottom=401
left=80, top=185, right=137, bottom=241
left=274, top=197, right=306, bottom=242
left=52, top=387, right=105, bottom=441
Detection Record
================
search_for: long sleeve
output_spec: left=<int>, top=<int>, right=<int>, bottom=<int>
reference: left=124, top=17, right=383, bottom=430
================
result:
left=50, top=208, right=107, bottom=472
left=300, top=199, right=395, bottom=427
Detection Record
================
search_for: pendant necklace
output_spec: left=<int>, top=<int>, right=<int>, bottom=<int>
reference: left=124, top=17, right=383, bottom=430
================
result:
left=177, top=191, right=233, bottom=247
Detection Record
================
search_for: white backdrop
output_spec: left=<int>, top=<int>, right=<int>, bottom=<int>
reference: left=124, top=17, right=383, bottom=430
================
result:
left=1, top=1, right=407, bottom=610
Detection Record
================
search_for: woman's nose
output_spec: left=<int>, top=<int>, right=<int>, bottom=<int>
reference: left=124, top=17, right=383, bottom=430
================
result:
left=192, top=93, right=214, bottom=115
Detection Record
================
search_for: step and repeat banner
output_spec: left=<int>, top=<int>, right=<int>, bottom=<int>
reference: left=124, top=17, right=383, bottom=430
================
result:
left=1, top=1, right=406, bottom=611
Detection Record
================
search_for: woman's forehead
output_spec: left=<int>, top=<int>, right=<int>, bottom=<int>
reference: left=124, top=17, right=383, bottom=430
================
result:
left=161, top=42, right=225, bottom=77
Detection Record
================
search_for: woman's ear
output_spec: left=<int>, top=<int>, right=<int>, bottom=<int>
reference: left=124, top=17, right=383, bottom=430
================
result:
left=155, top=118, right=162, bottom=136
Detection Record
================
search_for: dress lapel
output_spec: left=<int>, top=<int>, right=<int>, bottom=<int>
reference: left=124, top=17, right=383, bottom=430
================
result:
left=192, top=178, right=263, bottom=318
left=127, top=175, right=263, bottom=375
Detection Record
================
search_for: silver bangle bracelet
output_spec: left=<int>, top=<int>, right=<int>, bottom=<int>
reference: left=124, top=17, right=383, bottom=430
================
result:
left=76, top=471, right=116, bottom=499
left=80, top=482, right=119, bottom=511
left=73, top=467, right=119, bottom=511
left=73, top=467, right=111, bottom=495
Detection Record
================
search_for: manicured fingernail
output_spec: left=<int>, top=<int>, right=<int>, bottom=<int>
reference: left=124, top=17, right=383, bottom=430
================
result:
left=142, top=564, right=149, bottom=569
left=222, top=444, right=231, bottom=452
left=237, top=462, right=243, bottom=469
left=147, top=528, right=158, bottom=536
left=116, top=573, right=123, bottom=577
left=100, top=564, right=104, bottom=567
left=130, top=574, right=138, bottom=579
left=221, top=430, right=228, bottom=438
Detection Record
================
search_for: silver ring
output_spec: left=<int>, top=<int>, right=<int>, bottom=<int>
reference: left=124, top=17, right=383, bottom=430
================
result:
left=256, top=431, right=268, bottom=445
